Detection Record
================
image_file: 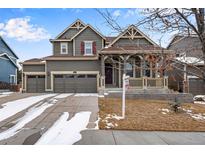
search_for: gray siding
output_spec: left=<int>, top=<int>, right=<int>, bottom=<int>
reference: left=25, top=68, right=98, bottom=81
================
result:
left=53, top=41, right=73, bottom=56
left=75, top=27, right=103, bottom=56
left=168, top=37, right=203, bottom=58
left=59, top=28, right=80, bottom=39
left=113, top=38, right=152, bottom=47
left=23, top=64, right=45, bottom=72
left=46, top=60, right=100, bottom=89
left=0, top=57, right=17, bottom=83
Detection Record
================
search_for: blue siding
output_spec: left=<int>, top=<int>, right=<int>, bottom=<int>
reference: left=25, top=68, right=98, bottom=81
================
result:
left=0, top=57, right=17, bottom=83
left=0, top=37, right=18, bottom=59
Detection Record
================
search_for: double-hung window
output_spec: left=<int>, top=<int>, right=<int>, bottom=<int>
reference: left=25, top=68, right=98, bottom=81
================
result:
left=60, top=43, right=68, bottom=54
left=84, top=41, right=93, bottom=55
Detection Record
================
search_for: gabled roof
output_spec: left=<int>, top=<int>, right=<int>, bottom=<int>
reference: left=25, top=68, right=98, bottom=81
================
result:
left=108, top=25, right=159, bottom=47
left=0, top=53, right=18, bottom=68
left=167, top=35, right=184, bottom=48
left=70, top=24, right=106, bottom=40
left=167, top=34, right=199, bottom=49
left=0, top=36, right=19, bottom=59
left=55, top=19, right=86, bottom=39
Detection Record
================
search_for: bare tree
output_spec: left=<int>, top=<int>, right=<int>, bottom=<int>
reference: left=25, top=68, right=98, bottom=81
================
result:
left=97, top=8, right=205, bottom=80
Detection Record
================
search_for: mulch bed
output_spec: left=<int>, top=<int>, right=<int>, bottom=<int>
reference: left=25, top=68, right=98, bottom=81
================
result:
left=98, top=98, right=205, bottom=131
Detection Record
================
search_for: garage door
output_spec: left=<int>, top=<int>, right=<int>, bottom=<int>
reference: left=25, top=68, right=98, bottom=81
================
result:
left=27, top=75, right=45, bottom=93
left=54, top=74, right=97, bottom=93
left=189, top=78, right=205, bottom=95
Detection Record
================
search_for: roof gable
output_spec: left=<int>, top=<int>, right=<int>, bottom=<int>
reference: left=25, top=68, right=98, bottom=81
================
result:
left=70, top=24, right=106, bottom=40
left=0, top=36, right=18, bottom=59
left=55, top=19, right=86, bottom=39
left=108, top=25, right=159, bottom=47
left=0, top=53, right=18, bottom=68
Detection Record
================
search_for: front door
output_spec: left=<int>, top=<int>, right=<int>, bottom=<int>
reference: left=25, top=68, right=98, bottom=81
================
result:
left=105, top=63, right=113, bottom=84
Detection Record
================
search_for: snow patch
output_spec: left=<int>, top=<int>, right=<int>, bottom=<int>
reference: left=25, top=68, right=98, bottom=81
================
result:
left=0, top=94, right=56, bottom=122
left=176, top=57, right=204, bottom=65
left=194, top=95, right=205, bottom=102
left=183, top=108, right=205, bottom=121
left=0, top=98, right=58, bottom=141
left=54, top=93, right=73, bottom=99
left=159, top=108, right=170, bottom=114
left=74, top=93, right=98, bottom=97
left=98, top=95, right=104, bottom=98
left=0, top=92, right=14, bottom=98
left=194, top=101, right=205, bottom=105
left=35, top=111, right=91, bottom=145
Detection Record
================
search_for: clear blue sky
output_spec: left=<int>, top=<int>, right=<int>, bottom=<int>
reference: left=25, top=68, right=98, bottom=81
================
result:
left=0, top=8, right=173, bottom=61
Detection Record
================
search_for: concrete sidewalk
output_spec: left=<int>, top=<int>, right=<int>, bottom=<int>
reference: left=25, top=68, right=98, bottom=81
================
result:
left=75, top=130, right=205, bottom=145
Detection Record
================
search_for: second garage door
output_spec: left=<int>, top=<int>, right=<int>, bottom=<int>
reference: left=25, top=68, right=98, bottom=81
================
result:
left=54, top=74, right=97, bottom=93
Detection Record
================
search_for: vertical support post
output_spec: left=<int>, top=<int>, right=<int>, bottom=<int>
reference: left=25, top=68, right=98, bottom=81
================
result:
left=118, top=57, right=121, bottom=88
left=122, top=73, right=126, bottom=118
left=183, top=64, right=187, bottom=92
left=123, top=58, right=126, bottom=75
left=150, top=62, right=153, bottom=78
left=101, top=55, right=105, bottom=89
left=133, top=59, right=136, bottom=78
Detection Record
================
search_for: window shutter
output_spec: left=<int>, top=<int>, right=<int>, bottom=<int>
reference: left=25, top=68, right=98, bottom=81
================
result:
left=93, top=42, right=96, bottom=54
left=81, top=42, right=84, bottom=55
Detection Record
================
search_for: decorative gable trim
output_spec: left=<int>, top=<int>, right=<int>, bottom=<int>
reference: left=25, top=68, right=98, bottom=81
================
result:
left=108, top=25, right=159, bottom=47
left=70, top=24, right=106, bottom=41
left=0, top=53, right=18, bottom=68
left=55, top=19, right=86, bottom=39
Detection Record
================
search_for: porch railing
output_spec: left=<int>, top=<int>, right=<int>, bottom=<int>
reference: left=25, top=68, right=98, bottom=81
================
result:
left=129, top=77, right=168, bottom=89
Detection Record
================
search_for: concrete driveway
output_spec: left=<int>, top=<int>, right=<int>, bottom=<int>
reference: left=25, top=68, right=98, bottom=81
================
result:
left=0, top=93, right=98, bottom=145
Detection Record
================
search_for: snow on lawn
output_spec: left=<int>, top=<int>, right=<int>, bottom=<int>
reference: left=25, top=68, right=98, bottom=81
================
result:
left=183, top=108, right=205, bottom=121
left=74, top=93, right=99, bottom=97
left=54, top=93, right=73, bottom=99
left=0, top=92, right=14, bottom=98
left=159, top=108, right=170, bottom=115
left=35, top=111, right=91, bottom=145
left=0, top=98, right=58, bottom=141
left=193, top=95, right=205, bottom=102
left=0, top=94, right=56, bottom=122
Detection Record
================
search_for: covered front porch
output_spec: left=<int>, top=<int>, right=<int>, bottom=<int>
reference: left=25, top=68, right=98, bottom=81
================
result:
left=99, top=51, right=169, bottom=91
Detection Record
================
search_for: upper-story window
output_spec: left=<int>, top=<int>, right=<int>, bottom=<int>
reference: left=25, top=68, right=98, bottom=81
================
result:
left=60, top=43, right=68, bottom=54
left=84, top=41, right=93, bottom=55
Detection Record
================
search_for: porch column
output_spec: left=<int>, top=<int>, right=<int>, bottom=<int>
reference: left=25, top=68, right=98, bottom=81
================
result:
left=118, top=57, right=121, bottom=87
left=123, top=56, right=127, bottom=75
left=101, top=55, right=105, bottom=89
left=133, top=59, right=136, bottom=78
left=142, top=56, right=146, bottom=77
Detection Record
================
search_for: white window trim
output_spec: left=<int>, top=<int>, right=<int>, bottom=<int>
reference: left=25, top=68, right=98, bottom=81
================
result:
left=60, top=42, right=68, bottom=54
left=10, top=75, right=16, bottom=84
left=84, top=41, right=93, bottom=56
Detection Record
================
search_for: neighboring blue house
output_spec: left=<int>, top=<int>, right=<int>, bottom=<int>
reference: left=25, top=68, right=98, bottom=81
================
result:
left=0, top=36, right=19, bottom=84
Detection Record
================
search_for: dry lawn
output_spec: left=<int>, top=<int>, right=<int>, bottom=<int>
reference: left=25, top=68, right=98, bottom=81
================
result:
left=98, top=98, right=205, bottom=131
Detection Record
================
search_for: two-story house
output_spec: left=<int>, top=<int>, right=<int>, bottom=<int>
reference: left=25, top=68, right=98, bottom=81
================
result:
left=22, top=19, right=172, bottom=93
left=0, top=36, right=19, bottom=85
